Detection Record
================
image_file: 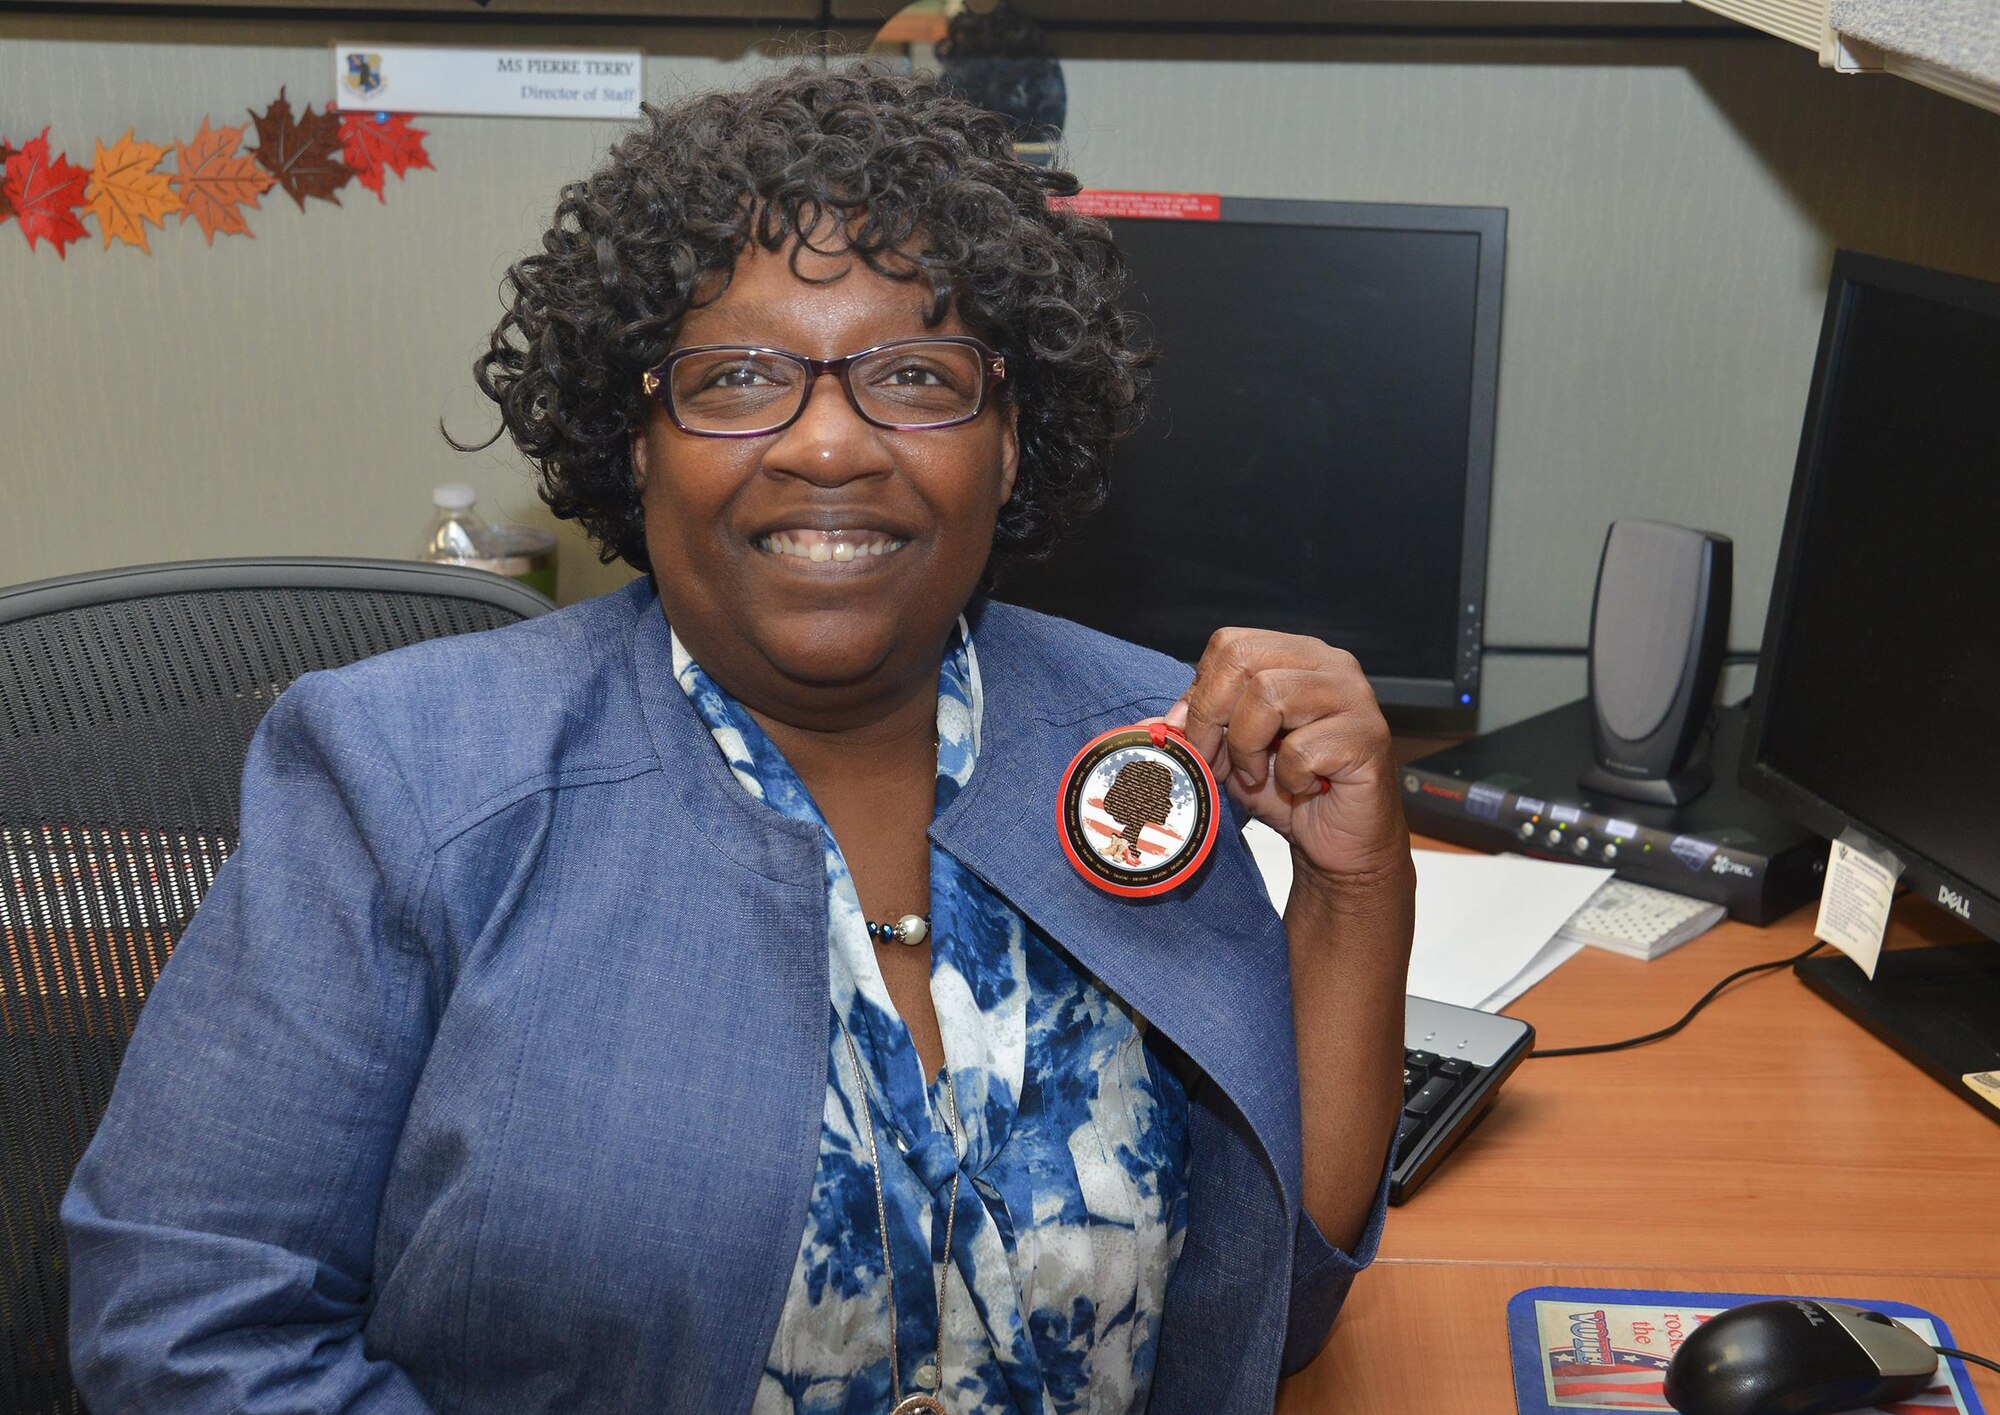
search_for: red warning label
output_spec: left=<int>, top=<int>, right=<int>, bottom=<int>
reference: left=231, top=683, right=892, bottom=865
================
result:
left=1051, top=189, right=1222, bottom=221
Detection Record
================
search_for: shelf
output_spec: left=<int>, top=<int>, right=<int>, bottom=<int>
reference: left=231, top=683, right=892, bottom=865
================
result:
left=833, top=0, right=1719, bottom=26
left=4, top=0, right=825, bottom=19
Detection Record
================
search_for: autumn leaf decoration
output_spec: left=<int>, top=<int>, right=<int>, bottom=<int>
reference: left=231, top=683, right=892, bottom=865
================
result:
left=10, top=90, right=434, bottom=255
left=170, top=118, right=276, bottom=244
left=85, top=130, right=185, bottom=252
left=4, top=129, right=91, bottom=257
left=249, top=88, right=353, bottom=211
left=338, top=111, right=432, bottom=202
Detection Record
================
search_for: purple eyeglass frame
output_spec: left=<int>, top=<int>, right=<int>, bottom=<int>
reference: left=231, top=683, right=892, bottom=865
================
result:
left=639, top=335, right=1008, bottom=438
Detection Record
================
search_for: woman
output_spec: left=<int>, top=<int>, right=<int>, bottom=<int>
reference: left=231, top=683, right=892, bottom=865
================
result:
left=64, top=63, right=1414, bottom=1415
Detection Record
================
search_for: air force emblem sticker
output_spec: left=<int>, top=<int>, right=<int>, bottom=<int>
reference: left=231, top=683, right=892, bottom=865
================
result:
left=343, top=52, right=386, bottom=100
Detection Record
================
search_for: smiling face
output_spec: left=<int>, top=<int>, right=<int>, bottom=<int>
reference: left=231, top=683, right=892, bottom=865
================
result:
left=632, top=236, right=1018, bottom=730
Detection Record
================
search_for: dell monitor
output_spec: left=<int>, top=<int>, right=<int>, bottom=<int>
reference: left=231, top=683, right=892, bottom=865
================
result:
left=1741, top=249, right=2000, bottom=1122
left=996, top=196, right=1504, bottom=710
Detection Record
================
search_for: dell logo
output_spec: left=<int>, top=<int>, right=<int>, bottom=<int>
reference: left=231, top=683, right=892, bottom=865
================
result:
left=1710, top=855, right=1755, bottom=878
left=1939, top=885, right=1973, bottom=920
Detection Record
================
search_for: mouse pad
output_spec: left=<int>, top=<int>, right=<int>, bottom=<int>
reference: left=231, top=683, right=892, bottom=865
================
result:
left=1506, top=1286, right=1988, bottom=1415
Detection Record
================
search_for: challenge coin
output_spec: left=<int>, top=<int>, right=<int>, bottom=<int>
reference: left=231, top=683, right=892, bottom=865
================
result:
left=1057, top=721, right=1220, bottom=898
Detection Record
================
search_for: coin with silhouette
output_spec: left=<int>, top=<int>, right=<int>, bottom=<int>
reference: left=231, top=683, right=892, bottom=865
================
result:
left=1057, top=722, right=1219, bottom=897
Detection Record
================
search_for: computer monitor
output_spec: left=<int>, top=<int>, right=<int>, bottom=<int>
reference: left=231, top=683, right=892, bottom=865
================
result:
left=1740, top=250, right=2000, bottom=1120
left=996, top=196, right=1504, bottom=710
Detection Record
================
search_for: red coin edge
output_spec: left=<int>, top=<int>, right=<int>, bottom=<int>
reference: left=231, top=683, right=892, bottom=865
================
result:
left=1056, top=722, right=1221, bottom=899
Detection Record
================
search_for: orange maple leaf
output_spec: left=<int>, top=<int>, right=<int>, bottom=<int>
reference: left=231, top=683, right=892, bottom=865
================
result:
left=337, top=111, right=433, bottom=203
left=170, top=117, right=276, bottom=245
left=85, top=129, right=185, bottom=252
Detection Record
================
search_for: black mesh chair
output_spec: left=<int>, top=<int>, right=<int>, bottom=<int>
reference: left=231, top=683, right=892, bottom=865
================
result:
left=0, top=557, right=554, bottom=1414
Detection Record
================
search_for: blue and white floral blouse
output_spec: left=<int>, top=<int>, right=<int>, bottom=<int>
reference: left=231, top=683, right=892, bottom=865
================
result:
left=674, top=623, right=1192, bottom=1415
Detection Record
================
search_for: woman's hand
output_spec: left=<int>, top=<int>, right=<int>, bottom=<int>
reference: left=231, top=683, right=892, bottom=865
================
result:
left=1165, top=627, right=1409, bottom=889
left=1169, top=629, right=1415, bottom=1257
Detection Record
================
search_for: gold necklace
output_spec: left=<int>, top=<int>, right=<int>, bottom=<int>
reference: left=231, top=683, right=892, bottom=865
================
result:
left=837, top=1017, right=960, bottom=1415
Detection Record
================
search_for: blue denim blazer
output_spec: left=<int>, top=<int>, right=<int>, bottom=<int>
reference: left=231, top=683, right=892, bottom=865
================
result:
left=64, top=578, right=1386, bottom=1414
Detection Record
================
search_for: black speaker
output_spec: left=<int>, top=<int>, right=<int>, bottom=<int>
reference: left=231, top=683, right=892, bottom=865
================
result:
left=1578, top=520, right=1732, bottom=806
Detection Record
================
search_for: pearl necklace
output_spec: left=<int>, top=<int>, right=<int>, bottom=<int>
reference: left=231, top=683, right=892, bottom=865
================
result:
left=866, top=913, right=930, bottom=947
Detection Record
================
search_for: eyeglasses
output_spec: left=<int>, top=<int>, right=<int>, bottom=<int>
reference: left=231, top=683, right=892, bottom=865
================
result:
left=641, top=336, right=1007, bottom=438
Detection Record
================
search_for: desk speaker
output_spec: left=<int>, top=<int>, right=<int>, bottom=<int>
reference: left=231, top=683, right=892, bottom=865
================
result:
left=1578, top=520, right=1731, bottom=806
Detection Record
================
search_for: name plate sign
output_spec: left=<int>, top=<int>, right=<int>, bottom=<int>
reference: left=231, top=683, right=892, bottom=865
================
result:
left=332, top=44, right=643, bottom=119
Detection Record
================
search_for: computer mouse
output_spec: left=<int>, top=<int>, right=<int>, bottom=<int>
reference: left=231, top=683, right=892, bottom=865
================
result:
left=1663, top=1299, right=1939, bottom=1415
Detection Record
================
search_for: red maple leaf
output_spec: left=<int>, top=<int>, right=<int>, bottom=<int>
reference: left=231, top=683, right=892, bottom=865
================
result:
left=0, top=139, right=15, bottom=224
left=3, top=129, right=90, bottom=256
left=248, top=87, right=352, bottom=210
left=337, top=111, right=432, bottom=203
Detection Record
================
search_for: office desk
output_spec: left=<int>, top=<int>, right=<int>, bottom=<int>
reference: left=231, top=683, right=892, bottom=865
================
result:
left=1281, top=838, right=2000, bottom=1411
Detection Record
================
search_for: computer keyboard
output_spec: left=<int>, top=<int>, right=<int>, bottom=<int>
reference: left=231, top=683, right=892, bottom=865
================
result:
left=1392, top=994, right=1535, bottom=1203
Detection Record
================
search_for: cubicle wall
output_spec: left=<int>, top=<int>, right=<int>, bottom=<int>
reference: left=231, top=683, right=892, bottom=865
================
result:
left=4, top=14, right=1999, bottom=728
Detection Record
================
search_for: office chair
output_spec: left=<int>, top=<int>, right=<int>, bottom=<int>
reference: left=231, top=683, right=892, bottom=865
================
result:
left=0, top=557, right=554, bottom=1415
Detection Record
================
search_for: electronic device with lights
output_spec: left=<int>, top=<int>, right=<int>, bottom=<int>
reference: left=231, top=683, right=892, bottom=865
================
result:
left=1399, top=699, right=1826, bottom=924
left=1739, top=250, right=2000, bottom=1124
left=998, top=196, right=1504, bottom=711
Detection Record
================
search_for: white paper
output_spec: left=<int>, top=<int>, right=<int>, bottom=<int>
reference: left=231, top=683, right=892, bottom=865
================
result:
left=1408, top=851, right=1611, bottom=1010
left=1814, top=832, right=1902, bottom=978
left=332, top=44, right=643, bottom=119
left=1242, top=825, right=1608, bottom=1011
left=1243, top=819, right=1295, bottom=909
left=1480, top=936, right=1585, bottom=1012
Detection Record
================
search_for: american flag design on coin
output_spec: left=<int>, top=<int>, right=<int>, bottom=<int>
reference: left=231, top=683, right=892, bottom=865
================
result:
left=1058, top=722, right=1219, bottom=897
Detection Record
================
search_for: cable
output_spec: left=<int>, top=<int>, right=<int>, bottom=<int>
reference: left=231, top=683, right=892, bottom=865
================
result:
left=1528, top=940, right=1827, bottom=1058
left=1937, top=1346, right=2000, bottom=1376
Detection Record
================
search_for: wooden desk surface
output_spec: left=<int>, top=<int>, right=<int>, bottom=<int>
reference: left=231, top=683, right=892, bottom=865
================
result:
left=1287, top=1265, right=2000, bottom=1411
left=1280, top=835, right=2000, bottom=1411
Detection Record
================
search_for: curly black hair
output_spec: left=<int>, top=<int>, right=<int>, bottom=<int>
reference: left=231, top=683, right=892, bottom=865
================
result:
left=470, top=60, right=1150, bottom=576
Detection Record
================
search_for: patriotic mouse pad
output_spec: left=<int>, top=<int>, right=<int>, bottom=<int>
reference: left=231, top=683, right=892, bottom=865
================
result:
left=1507, top=1287, right=1986, bottom=1415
